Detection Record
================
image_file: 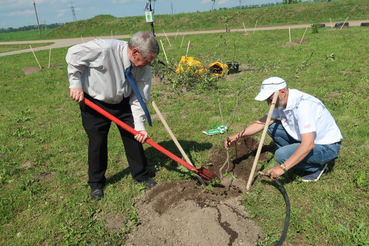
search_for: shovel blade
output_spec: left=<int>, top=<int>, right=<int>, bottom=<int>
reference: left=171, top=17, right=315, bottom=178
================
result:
left=195, top=166, right=218, bottom=181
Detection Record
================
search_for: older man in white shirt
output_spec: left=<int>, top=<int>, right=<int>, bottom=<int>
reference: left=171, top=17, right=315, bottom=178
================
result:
left=66, top=31, right=159, bottom=200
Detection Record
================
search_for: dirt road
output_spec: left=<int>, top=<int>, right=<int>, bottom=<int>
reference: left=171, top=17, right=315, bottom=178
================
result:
left=1, top=19, right=368, bottom=57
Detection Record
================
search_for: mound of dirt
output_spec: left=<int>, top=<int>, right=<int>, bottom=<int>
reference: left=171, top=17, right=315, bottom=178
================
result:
left=22, top=67, right=41, bottom=75
left=125, top=136, right=273, bottom=246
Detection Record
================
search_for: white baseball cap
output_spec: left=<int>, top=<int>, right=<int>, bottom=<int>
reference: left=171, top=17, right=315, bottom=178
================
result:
left=254, top=77, right=287, bottom=101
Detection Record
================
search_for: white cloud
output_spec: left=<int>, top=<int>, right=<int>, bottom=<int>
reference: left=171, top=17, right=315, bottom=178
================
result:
left=56, top=8, right=67, bottom=17
left=112, top=0, right=130, bottom=3
left=9, top=9, right=34, bottom=16
left=218, top=0, right=230, bottom=4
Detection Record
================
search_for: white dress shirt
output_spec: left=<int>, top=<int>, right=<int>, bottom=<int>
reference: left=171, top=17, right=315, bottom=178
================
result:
left=66, top=39, right=151, bottom=131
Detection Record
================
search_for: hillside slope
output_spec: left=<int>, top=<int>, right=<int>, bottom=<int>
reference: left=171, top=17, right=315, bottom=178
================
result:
left=46, top=0, right=369, bottom=39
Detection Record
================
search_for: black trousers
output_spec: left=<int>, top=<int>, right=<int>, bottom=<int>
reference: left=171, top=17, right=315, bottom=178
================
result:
left=80, top=94, right=148, bottom=189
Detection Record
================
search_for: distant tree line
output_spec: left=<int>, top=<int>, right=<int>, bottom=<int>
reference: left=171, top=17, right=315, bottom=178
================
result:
left=218, top=0, right=332, bottom=10
left=0, top=23, right=65, bottom=33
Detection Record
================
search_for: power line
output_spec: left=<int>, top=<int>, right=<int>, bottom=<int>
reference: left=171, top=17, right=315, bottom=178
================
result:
left=71, top=2, right=77, bottom=22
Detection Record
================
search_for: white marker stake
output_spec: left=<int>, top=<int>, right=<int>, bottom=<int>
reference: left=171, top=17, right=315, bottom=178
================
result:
left=29, top=45, right=42, bottom=69
left=162, top=30, right=172, bottom=47
left=340, top=16, right=349, bottom=30
left=253, top=20, right=258, bottom=33
left=300, top=27, right=308, bottom=44
left=160, top=40, right=169, bottom=64
left=243, top=22, right=248, bottom=33
left=186, top=40, right=191, bottom=57
left=48, top=47, right=51, bottom=69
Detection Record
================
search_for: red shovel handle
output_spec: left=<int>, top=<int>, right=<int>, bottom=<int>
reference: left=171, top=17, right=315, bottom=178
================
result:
left=84, top=98, right=196, bottom=172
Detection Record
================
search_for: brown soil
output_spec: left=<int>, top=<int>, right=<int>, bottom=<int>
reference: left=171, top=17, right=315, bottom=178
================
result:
left=281, top=39, right=309, bottom=47
left=125, top=136, right=273, bottom=246
left=22, top=67, right=41, bottom=75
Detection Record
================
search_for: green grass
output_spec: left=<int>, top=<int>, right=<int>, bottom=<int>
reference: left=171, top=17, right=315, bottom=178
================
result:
left=0, top=29, right=53, bottom=41
left=1, top=2, right=369, bottom=245
left=0, top=43, right=54, bottom=53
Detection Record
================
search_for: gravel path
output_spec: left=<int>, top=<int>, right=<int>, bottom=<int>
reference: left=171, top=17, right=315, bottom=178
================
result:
left=1, top=19, right=368, bottom=57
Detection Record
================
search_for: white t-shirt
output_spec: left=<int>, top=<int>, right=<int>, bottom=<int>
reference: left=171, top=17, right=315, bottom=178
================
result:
left=270, top=89, right=343, bottom=144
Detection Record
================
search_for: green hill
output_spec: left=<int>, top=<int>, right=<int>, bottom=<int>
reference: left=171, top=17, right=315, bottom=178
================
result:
left=45, top=0, right=369, bottom=39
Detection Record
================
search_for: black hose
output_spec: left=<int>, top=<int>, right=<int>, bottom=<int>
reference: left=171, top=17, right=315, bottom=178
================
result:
left=271, top=177, right=290, bottom=246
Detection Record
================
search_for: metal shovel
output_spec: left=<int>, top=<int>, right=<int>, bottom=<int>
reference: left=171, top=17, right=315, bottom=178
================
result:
left=84, top=98, right=217, bottom=181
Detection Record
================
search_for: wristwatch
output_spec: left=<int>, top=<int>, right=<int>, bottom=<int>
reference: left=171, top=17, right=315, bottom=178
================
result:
left=280, top=163, right=287, bottom=173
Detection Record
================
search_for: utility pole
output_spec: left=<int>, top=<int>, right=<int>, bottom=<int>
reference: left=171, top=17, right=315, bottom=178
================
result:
left=33, top=1, right=41, bottom=35
left=71, top=2, right=77, bottom=22
left=171, top=2, right=173, bottom=15
left=144, top=0, right=161, bottom=82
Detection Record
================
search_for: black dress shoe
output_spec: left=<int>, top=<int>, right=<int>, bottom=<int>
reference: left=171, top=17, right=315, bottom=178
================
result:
left=140, top=178, right=157, bottom=188
left=90, top=188, right=104, bottom=200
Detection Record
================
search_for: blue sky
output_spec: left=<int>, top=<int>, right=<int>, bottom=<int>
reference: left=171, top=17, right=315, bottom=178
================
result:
left=0, top=0, right=279, bottom=29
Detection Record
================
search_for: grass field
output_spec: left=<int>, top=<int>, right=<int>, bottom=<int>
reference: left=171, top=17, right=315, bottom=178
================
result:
left=1, top=1, right=369, bottom=245
left=0, top=29, right=53, bottom=42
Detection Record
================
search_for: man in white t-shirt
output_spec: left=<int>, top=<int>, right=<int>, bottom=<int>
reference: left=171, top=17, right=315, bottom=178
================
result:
left=224, top=77, right=343, bottom=182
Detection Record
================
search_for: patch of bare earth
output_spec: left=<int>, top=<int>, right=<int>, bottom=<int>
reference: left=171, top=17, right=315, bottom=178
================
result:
left=282, top=39, right=309, bottom=47
left=125, top=136, right=272, bottom=246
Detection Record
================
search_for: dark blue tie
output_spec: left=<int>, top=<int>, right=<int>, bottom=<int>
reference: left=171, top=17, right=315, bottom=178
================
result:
left=125, top=66, right=152, bottom=126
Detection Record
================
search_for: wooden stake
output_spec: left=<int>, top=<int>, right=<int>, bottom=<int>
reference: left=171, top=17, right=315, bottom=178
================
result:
left=175, top=29, right=179, bottom=39
left=48, top=47, right=51, bottom=69
left=180, top=35, right=185, bottom=49
left=152, top=101, right=194, bottom=166
left=186, top=40, right=191, bottom=57
left=242, top=22, right=248, bottom=33
left=330, top=18, right=333, bottom=29
left=159, top=40, right=169, bottom=64
left=29, top=45, right=42, bottom=69
left=289, top=27, right=291, bottom=42
left=111, top=30, right=113, bottom=39
left=253, top=20, right=258, bottom=33
left=81, top=36, right=84, bottom=43
left=162, top=29, right=172, bottom=47
left=340, top=16, right=349, bottom=30
left=300, top=26, right=308, bottom=44
left=246, top=91, right=279, bottom=191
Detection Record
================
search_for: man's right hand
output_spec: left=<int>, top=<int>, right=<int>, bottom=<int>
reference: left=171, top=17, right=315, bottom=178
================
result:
left=224, top=135, right=237, bottom=148
left=70, top=88, right=84, bottom=102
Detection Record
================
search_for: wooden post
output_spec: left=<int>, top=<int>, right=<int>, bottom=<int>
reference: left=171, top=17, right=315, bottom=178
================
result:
left=175, top=29, right=179, bottom=39
left=253, top=20, right=258, bottom=33
left=152, top=101, right=194, bottom=166
left=330, top=18, right=333, bottom=29
left=81, top=36, right=84, bottom=43
left=48, top=47, right=51, bottom=69
left=340, top=16, right=349, bottom=30
left=300, top=27, right=308, bottom=44
left=242, top=22, right=248, bottom=33
left=29, top=45, right=42, bottom=69
left=289, top=27, right=291, bottom=42
left=162, top=29, right=172, bottom=47
left=246, top=91, right=279, bottom=191
left=186, top=40, right=191, bottom=57
left=160, top=40, right=169, bottom=64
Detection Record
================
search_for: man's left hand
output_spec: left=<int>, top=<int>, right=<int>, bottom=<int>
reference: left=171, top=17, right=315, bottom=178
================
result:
left=135, top=130, right=148, bottom=144
left=266, top=166, right=285, bottom=179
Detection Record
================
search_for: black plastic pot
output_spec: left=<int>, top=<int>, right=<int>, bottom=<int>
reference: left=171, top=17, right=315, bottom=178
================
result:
left=226, top=61, right=239, bottom=74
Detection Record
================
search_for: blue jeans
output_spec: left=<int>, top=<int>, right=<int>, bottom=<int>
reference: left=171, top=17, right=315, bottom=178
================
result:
left=267, top=121, right=341, bottom=172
